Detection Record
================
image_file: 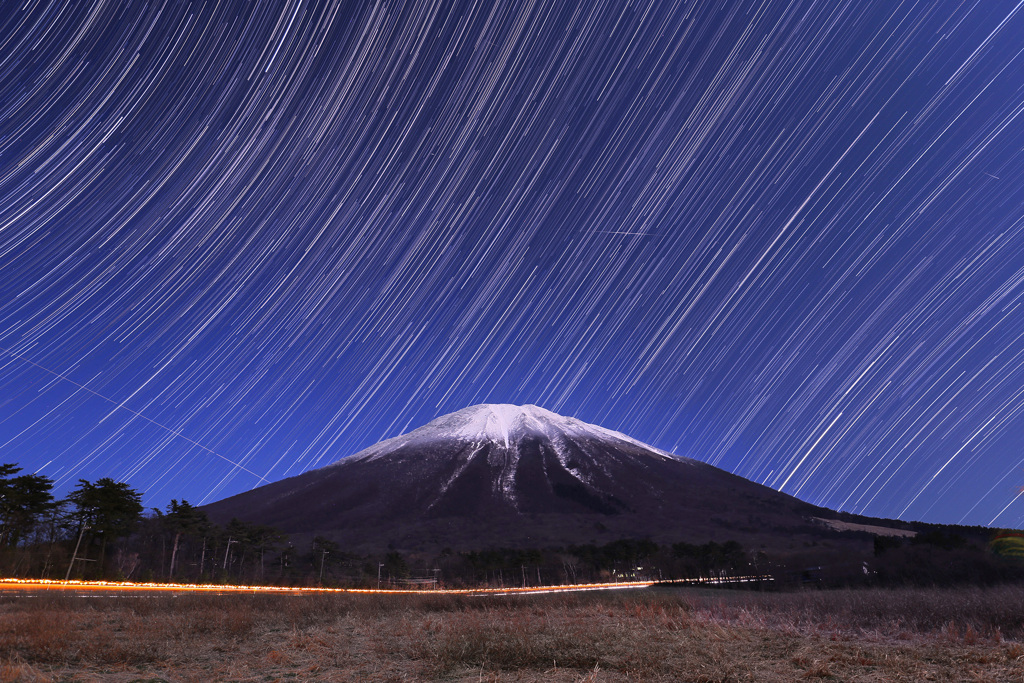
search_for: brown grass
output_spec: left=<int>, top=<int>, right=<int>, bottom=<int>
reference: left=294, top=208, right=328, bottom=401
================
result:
left=0, top=586, right=1022, bottom=681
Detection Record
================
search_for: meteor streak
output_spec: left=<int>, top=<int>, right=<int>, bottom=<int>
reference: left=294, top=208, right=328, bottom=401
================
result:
left=0, top=347, right=268, bottom=484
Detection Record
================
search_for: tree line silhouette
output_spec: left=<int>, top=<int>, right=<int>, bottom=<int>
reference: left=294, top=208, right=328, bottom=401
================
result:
left=3, top=462, right=1023, bottom=588
left=0, top=463, right=291, bottom=584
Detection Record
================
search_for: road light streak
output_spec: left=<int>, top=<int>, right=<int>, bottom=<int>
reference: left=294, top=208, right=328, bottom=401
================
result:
left=0, top=575, right=771, bottom=596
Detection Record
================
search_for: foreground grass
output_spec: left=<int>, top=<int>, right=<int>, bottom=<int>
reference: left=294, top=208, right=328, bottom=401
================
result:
left=0, top=585, right=1023, bottom=681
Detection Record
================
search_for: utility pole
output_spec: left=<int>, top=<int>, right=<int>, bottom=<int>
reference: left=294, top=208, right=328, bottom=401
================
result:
left=222, top=538, right=236, bottom=570
left=377, top=562, right=384, bottom=590
left=319, top=549, right=329, bottom=584
left=199, top=537, right=207, bottom=577
left=65, top=523, right=89, bottom=581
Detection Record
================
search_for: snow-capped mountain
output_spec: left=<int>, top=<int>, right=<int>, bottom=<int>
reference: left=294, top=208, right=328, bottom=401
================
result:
left=205, top=404, right=835, bottom=553
left=351, top=404, right=675, bottom=457
left=340, top=404, right=687, bottom=510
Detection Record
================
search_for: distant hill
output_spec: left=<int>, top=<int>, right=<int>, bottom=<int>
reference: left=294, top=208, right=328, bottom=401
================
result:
left=204, top=404, right=911, bottom=555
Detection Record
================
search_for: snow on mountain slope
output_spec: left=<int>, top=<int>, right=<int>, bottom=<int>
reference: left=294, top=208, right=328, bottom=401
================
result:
left=323, top=403, right=689, bottom=511
left=344, top=404, right=682, bottom=463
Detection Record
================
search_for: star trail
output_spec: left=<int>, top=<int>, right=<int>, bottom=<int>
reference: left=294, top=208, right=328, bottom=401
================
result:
left=2, top=1, right=1024, bottom=527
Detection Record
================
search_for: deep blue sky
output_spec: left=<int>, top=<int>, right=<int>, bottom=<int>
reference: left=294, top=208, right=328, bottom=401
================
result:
left=2, top=1, right=1024, bottom=527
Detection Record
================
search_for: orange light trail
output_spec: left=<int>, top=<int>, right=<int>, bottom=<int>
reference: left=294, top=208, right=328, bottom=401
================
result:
left=0, top=577, right=656, bottom=596
left=0, top=575, right=770, bottom=596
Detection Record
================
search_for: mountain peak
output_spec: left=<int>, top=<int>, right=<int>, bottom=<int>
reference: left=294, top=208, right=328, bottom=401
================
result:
left=429, top=403, right=564, bottom=447
left=350, top=403, right=674, bottom=461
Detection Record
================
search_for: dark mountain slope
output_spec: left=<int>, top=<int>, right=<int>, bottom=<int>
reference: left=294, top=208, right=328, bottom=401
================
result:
left=205, top=404, right=863, bottom=553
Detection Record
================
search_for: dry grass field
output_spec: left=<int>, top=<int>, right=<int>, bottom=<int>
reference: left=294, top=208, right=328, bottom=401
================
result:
left=1, top=585, right=1023, bottom=681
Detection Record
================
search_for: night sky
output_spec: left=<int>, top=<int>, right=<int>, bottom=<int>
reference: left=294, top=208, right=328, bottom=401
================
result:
left=2, top=1, right=1024, bottom=527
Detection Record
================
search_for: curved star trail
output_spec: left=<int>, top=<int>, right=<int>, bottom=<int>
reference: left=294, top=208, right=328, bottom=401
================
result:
left=2, top=1, right=1024, bottom=526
